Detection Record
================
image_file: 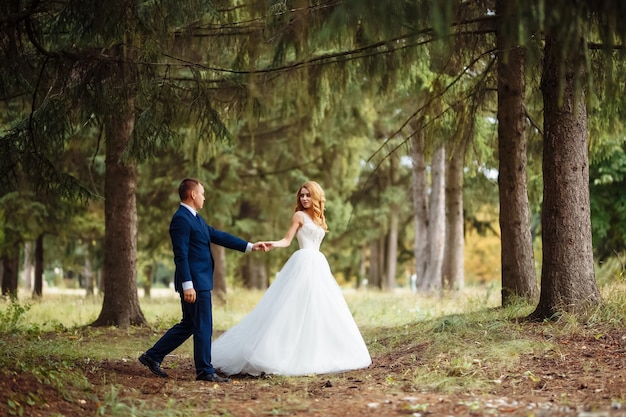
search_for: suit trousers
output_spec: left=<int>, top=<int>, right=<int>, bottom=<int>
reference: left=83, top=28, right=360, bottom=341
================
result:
left=145, top=290, right=214, bottom=375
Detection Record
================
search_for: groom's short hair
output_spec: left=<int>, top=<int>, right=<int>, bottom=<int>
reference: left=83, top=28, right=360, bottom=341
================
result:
left=179, top=178, right=201, bottom=201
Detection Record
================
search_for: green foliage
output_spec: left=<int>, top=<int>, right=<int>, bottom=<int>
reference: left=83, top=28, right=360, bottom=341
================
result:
left=2, top=0, right=626, bottom=309
left=0, top=0, right=241, bottom=199
left=0, top=300, right=31, bottom=333
left=590, top=139, right=626, bottom=260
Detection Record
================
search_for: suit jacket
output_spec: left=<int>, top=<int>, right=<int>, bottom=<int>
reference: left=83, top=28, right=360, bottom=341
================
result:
left=170, top=205, right=248, bottom=293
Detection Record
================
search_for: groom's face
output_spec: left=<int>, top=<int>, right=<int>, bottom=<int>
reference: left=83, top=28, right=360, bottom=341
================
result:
left=190, top=184, right=206, bottom=211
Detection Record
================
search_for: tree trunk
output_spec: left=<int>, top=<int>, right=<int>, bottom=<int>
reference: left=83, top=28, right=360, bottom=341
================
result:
left=85, top=244, right=95, bottom=298
left=97, top=269, right=104, bottom=294
left=529, top=33, right=600, bottom=320
left=22, top=241, right=33, bottom=291
left=140, top=263, right=151, bottom=299
left=422, top=145, right=445, bottom=293
left=241, top=255, right=268, bottom=290
left=384, top=208, right=399, bottom=290
left=378, top=234, right=387, bottom=289
left=211, top=243, right=227, bottom=302
left=1, top=248, right=19, bottom=298
left=443, top=139, right=465, bottom=291
left=358, top=245, right=367, bottom=289
left=368, top=238, right=382, bottom=289
left=33, top=234, right=44, bottom=298
left=496, top=0, right=538, bottom=306
left=92, top=94, right=147, bottom=327
left=411, top=130, right=430, bottom=287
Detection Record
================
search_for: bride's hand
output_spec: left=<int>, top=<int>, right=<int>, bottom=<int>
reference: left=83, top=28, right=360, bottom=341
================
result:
left=252, top=242, right=267, bottom=252
left=252, top=241, right=274, bottom=252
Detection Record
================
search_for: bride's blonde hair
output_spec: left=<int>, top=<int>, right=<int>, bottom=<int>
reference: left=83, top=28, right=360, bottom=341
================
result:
left=295, top=181, right=327, bottom=231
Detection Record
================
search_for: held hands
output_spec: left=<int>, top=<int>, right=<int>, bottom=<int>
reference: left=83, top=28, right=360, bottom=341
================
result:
left=251, top=241, right=274, bottom=252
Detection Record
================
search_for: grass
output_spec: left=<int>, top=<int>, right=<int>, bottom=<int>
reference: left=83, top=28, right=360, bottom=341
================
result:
left=15, top=280, right=503, bottom=331
left=2, top=280, right=626, bottom=415
left=5, top=280, right=626, bottom=361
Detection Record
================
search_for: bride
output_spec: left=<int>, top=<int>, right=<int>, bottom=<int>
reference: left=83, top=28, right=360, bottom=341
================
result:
left=211, top=181, right=371, bottom=376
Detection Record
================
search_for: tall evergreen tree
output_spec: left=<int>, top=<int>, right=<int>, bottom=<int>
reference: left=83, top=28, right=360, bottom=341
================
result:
left=530, top=18, right=600, bottom=318
left=527, top=0, right=626, bottom=318
left=495, top=0, right=538, bottom=305
left=0, top=1, right=260, bottom=326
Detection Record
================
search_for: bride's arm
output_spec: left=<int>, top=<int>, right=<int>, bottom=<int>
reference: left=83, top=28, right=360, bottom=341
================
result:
left=268, top=212, right=303, bottom=248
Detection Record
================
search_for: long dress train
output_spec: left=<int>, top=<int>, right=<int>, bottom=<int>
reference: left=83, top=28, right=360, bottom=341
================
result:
left=211, top=212, right=371, bottom=376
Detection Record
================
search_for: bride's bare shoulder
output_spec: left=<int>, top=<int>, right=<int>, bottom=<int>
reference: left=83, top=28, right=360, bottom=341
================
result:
left=292, top=211, right=306, bottom=224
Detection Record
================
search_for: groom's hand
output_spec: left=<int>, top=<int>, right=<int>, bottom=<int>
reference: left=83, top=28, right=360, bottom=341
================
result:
left=183, top=288, right=196, bottom=303
left=251, top=241, right=270, bottom=252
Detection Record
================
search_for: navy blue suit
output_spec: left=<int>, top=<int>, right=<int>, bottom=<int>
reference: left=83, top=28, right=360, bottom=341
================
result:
left=146, top=205, right=248, bottom=376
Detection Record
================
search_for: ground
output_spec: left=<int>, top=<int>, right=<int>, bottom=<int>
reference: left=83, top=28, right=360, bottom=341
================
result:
left=2, top=327, right=625, bottom=417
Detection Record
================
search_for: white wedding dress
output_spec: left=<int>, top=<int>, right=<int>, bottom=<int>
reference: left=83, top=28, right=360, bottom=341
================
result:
left=211, top=212, right=371, bottom=376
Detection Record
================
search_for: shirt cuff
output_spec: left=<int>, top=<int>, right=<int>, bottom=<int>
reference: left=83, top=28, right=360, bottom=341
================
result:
left=246, top=242, right=253, bottom=252
left=182, top=281, right=194, bottom=291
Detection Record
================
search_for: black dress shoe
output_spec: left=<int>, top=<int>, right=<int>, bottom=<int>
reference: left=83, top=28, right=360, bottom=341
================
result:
left=139, top=353, right=168, bottom=378
left=196, top=372, right=230, bottom=383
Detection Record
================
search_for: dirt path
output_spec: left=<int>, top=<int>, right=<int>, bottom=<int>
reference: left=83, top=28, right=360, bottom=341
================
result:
left=4, top=328, right=624, bottom=416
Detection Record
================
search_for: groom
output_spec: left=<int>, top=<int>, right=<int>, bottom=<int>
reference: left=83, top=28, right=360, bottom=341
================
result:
left=139, top=178, right=267, bottom=382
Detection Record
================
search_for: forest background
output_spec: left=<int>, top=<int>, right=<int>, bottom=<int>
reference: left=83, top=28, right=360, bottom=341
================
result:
left=3, top=1, right=626, bottom=416
left=1, top=1, right=626, bottom=325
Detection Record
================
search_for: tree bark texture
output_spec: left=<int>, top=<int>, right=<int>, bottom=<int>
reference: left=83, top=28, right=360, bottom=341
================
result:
left=92, top=95, right=147, bottom=327
left=443, top=139, right=465, bottom=291
left=496, top=0, right=538, bottom=305
left=530, top=33, right=600, bottom=319
left=411, top=131, right=430, bottom=287
left=423, top=145, right=446, bottom=293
